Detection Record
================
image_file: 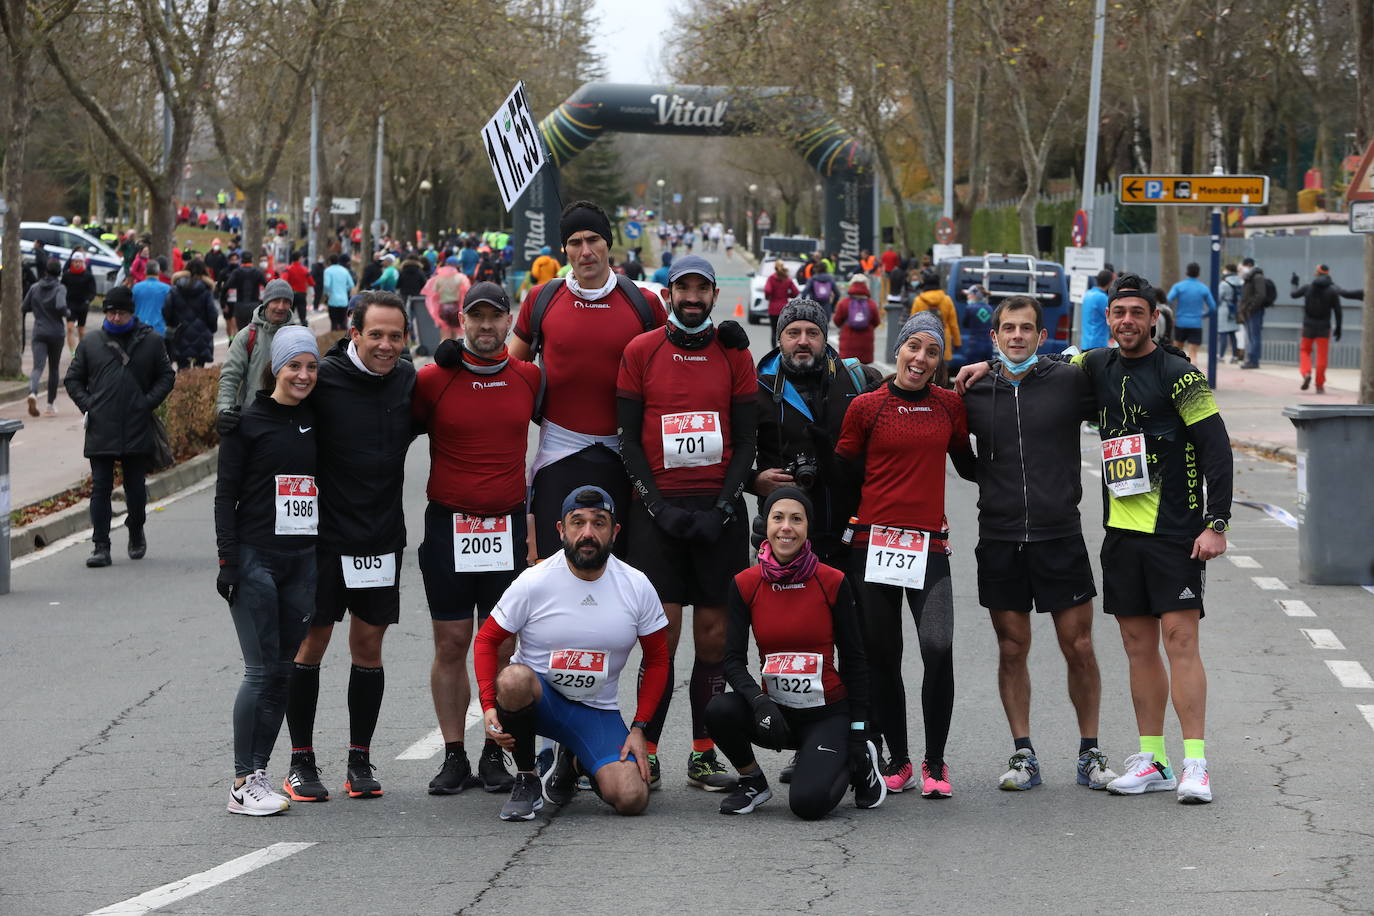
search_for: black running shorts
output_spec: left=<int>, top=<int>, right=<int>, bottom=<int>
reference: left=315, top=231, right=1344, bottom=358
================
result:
left=418, top=501, right=527, bottom=622
left=1100, top=529, right=1206, bottom=618
left=627, top=495, right=748, bottom=607
left=975, top=534, right=1097, bottom=614
left=313, top=547, right=403, bottom=627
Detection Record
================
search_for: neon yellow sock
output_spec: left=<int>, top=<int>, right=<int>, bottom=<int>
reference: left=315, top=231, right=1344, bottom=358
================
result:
left=1183, top=738, right=1205, bottom=760
left=1139, top=735, right=1168, bottom=768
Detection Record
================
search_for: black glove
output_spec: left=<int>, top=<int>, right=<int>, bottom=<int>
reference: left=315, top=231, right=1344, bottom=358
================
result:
left=651, top=503, right=694, bottom=539
left=1333, top=328, right=1341, bottom=342
left=750, top=512, right=766, bottom=551
left=716, top=319, right=750, bottom=351
left=433, top=337, right=462, bottom=368
left=848, top=728, right=871, bottom=768
left=216, top=561, right=238, bottom=606
left=684, top=508, right=729, bottom=543
left=1291, top=272, right=1300, bottom=287
left=215, top=407, right=242, bottom=435
left=750, top=694, right=791, bottom=750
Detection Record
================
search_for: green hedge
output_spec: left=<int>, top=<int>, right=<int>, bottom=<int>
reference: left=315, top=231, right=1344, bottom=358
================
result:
left=884, top=197, right=1090, bottom=260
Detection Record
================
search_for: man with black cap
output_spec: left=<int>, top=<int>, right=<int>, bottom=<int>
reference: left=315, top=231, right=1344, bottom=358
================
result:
left=508, top=200, right=668, bottom=561
left=473, top=485, right=670, bottom=821
left=215, top=278, right=306, bottom=431
left=64, top=284, right=176, bottom=568
left=412, top=281, right=542, bottom=796
left=615, top=253, right=758, bottom=792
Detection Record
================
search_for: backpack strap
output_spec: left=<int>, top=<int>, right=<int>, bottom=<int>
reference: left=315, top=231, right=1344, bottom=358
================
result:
left=526, top=278, right=565, bottom=359
left=245, top=325, right=258, bottom=359
left=840, top=357, right=866, bottom=393
left=614, top=274, right=657, bottom=331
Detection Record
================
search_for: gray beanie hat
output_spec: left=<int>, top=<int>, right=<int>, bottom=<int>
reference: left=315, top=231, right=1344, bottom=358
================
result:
left=778, top=297, right=828, bottom=335
left=893, top=310, right=945, bottom=358
left=270, top=325, right=320, bottom=375
left=262, top=278, right=295, bottom=306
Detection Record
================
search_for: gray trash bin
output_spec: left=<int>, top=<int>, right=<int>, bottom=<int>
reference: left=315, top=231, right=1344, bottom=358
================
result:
left=1282, top=404, right=1374, bottom=585
left=0, top=418, right=24, bottom=595
left=884, top=303, right=908, bottom=359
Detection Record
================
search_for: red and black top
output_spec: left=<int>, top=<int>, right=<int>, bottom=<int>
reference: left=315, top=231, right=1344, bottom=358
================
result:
left=723, top=562, right=868, bottom=723
left=835, top=380, right=973, bottom=545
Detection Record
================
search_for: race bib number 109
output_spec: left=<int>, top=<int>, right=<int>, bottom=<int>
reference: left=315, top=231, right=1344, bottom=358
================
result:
left=1101, top=433, right=1150, bottom=498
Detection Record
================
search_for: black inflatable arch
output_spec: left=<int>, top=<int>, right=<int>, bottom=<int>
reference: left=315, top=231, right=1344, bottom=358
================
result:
left=512, top=82, right=876, bottom=274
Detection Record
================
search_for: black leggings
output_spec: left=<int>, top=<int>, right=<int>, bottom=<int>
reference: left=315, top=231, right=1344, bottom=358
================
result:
left=850, top=547, right=954, bottom=768
left=706, top=692, right=850, bottom=821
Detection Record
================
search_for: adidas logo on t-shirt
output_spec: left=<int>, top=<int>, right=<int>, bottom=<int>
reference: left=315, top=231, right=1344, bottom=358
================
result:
left=580, top=595, right=597, bottom=606
left=1178, top=587, right=1196, bottom=600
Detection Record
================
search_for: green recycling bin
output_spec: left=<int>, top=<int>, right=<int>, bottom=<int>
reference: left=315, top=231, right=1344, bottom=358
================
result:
left=1282, top=404, right=1374, bottom=585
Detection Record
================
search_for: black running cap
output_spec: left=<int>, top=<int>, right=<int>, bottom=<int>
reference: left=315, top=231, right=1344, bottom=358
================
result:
left=561, top=486, right=616, bottom=520
left=1107, top=273, right=1157, bottom=309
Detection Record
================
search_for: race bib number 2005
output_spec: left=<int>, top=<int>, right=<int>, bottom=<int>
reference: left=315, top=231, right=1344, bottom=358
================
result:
left=661, top=411, right=723, bottom=469
left=1101, top=433, right=1150, bottom=498
left=453, top=514, right=514, bottom=573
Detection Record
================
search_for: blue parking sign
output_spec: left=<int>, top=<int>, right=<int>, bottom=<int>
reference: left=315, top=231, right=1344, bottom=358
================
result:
left=1145, top=180, right=1164, bottom=200
left=625, top=221, right=642, bottom=239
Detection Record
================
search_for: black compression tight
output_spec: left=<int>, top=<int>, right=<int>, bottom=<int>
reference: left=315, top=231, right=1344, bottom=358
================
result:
left=850, top=549, right=954, bottom=769
left=706, top=692, right=850, bottom=821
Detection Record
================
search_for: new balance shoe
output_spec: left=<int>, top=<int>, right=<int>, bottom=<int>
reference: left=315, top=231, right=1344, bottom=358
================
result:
left=428, top=750, right=475, bottom=795
left=883, top=758, right=917, bottom=793
left=1177, top=757, right=1212, bottom=804
left=999, top=749, right=1041, bottom=791
left=779, top=752, right=798, bottom=784
left=478, top=744, right=515, bottom=793
left=647, top=753, right=661, bottom=790
left=499, top=772, right=545, bottom=821
left=687, top=749, right=737, bottom=792
left=852, top=740, right=887, bottom=809
left=228, top=773, right=288, bottom=816
left=718, top=771, right=771, bottom=815
left=1076, top=747, right=1119, bottom=790
left=921, top=760, right=952, bottom=798
left=1106, top=752, right=1177, bottom=795
left=284, top=752, right=329, bottom=801
left=542, top=744, right=577, bottom=806
left=536, top=747, right=555, bottom=776
left=344, top=753, right=384, bottom=798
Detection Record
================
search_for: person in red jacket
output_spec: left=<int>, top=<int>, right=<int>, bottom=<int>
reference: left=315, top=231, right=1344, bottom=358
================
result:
left=282, top=251, right=315, bottom=325
left=762, top=260, right=799, bottom=344
left=833, top=275, right=881, bottom=364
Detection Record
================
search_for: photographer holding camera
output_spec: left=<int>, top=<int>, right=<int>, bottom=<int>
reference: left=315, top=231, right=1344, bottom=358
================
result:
left=751, top=298, right=880, bottom=568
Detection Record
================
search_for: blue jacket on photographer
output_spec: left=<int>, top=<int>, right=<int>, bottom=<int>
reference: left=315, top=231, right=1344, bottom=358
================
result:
left=749, top=298, right=880, bottom=565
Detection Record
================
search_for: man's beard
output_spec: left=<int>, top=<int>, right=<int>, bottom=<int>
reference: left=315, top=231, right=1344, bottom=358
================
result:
left=563, top=535, right=612, bottom=571
left=781, top=348, right=821, bottom=375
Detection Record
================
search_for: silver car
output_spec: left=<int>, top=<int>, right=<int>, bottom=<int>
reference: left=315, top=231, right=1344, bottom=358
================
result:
left=19, top=222, right=126, bottom=295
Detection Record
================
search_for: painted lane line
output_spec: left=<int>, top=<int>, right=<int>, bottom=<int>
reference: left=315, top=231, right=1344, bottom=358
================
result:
left=1277, top=599, right=1316, bottom=617
left=1300, top=629, right=1346, bottom=651
left=1252, top=576, right=1288, bottom=591
left=396, top=699, right=482, bottom=760
left=88, top=842, right=315, bottom=915
left=1235, top=499, right=1298, bottom=530
left=1326, top=660, right=1374, bottom=689
left=1358, top=705, right=1374, bottom=734
left=1364, top=586, right=1374, bottom=598
left=1228, top=555, right=1261, bottom=568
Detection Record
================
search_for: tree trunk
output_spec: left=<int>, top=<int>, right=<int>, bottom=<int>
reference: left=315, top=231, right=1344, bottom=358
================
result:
left=872, top=142, right=912, bottom=256
left=1, top=44, right=31, bottom=376
left=1017, top=183, right=1038, bottom=256
left=241, top=184, right=267, bottom=262
left=149, top=189, right=176, bottom=263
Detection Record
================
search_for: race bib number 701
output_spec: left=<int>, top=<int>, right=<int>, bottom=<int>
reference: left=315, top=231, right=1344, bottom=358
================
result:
left=661, top=411, right=723, bottom=469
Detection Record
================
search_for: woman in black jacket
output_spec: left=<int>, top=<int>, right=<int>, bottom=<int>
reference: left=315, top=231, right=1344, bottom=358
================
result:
left=61, top=252, right=98, bottom=352
left=213, top=324, right=321, bottom=816
left=164, top=259, right=219, bottom=370
left=63, top=286, right=176, bottom=568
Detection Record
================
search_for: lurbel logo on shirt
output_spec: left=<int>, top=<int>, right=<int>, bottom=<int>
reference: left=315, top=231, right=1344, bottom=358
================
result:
left=573, top=299, right=610, bottom=309
left=472, top=380, right=508, bottom=390
left=673, top=353, right=709, bottom=363
left=771, top=583, right=807, bottom=591
left=897, top=405, right=932, bottom=413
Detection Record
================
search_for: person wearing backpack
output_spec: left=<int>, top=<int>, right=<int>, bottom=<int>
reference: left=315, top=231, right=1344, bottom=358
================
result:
left=802, top=269, right=838, bottom=322
left=762, top=260, right=799, bottom=344
left=421, top=256, right=469, bottom=342
left=910, top=269, right=961, bottom=361
left=215, top=280, right=307, bottom=432
left=1238, top=258, right=1275, bottom=370
left=833, top=275, right=880, bottom=364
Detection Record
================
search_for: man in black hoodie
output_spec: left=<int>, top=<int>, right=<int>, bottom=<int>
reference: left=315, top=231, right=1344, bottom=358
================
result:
left=1291, top=265, right=1363, bottom=394
left=283, top=291, right=417, bottom=803
left=959, top=295, right=1119, bottom=793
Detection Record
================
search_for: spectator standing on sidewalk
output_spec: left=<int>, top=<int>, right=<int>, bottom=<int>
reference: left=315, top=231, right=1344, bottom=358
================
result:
left=1216, top=265, right=1243, bottom=364
left=1237, top=258, right=1275, bottom=370
left=64, top=286, right=176, bottom=569
left=1290, top=265, right=1362, bottom=394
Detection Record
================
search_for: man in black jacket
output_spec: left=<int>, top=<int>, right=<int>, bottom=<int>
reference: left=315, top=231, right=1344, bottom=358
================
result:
left=959, top=295, right=1118, bottom=793
left=283, top=291, right=417, bottom=803
left=64, top=285, right=176, bottom=568
left=751, top=298, right=877, bottom=566
left=1291, top=265, right=1363, bottom=394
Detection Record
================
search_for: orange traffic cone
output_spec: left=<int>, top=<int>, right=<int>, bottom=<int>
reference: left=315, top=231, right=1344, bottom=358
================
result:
left=734, top=299, right=745, bottom=318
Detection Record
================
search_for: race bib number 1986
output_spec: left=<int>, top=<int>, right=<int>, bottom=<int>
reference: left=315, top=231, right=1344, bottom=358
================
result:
left=274, top=475, right=317, bottom=536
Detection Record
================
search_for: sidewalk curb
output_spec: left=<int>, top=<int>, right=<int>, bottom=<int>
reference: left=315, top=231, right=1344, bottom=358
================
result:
left=1230, top=437, right=1297, bottom=464
left=9, top=448, right=219, bottom=559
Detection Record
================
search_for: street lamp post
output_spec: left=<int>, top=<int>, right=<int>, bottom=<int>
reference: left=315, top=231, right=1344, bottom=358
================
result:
left=418, top=179, right=432, bottom=246
left=747, top=183, right=758, bottom=258
left=656, top=178, right=666, bottom=224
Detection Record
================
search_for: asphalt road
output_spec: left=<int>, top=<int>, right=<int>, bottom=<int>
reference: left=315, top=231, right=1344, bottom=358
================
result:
left=4, top=248, right=1373, bottom=915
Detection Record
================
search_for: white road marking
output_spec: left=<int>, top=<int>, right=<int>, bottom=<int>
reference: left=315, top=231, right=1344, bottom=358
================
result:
left=1252, top=576, right=1288, bottom=591
left=1087, top=469, right=1101, bottom=478
left=396, top=699, right=482, bottom=760
left=1228, top=555, right=1261, bottom=568
left=87, top=842, right=314, bottom=915
left=1326, top=660, right=1374, bottom=689
left=1358, top=705, right=1374, bottom=734
left=1364, top=586, right=1374, bottom=598
left=1300, top=629, right=1345, bottom=651
left=1277, top=599, right=1316, bottom=617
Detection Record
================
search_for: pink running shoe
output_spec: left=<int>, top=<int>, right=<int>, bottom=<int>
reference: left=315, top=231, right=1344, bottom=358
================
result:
left=921, top=761, right=952, bottom=798
left=883, top=760, right=917, bottom=793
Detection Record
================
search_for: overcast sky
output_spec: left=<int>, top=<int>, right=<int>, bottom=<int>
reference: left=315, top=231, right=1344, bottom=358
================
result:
left=591, top=0, right=674, bottom=84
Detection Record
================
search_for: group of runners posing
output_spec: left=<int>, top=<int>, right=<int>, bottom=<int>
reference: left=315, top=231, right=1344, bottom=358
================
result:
left=215, top=199, right=1231, bottom=822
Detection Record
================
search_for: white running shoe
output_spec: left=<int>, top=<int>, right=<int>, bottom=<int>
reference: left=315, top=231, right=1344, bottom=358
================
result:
left=1076, top=747, right=1119, bottom=790
left=252, top=770, right=291, bottom=808
left=1106, top=752, right=1177, bottom=795
left=1177, top=758, right=1212, bottom=804
left=228, top=773, right=289, bottom=816
left=998, top=749, right=1041, bottom=791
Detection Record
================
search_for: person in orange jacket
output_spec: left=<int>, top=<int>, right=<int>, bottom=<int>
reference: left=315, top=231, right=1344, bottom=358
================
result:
left=908, top=269, right=960, bottom=360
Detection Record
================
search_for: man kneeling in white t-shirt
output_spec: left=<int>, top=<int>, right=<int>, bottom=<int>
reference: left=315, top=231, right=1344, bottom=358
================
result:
left=474, top=486, right=671, bottom=820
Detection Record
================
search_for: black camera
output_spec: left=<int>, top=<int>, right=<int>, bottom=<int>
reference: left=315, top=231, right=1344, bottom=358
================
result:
left=785, top=453, right=819, bottom=489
